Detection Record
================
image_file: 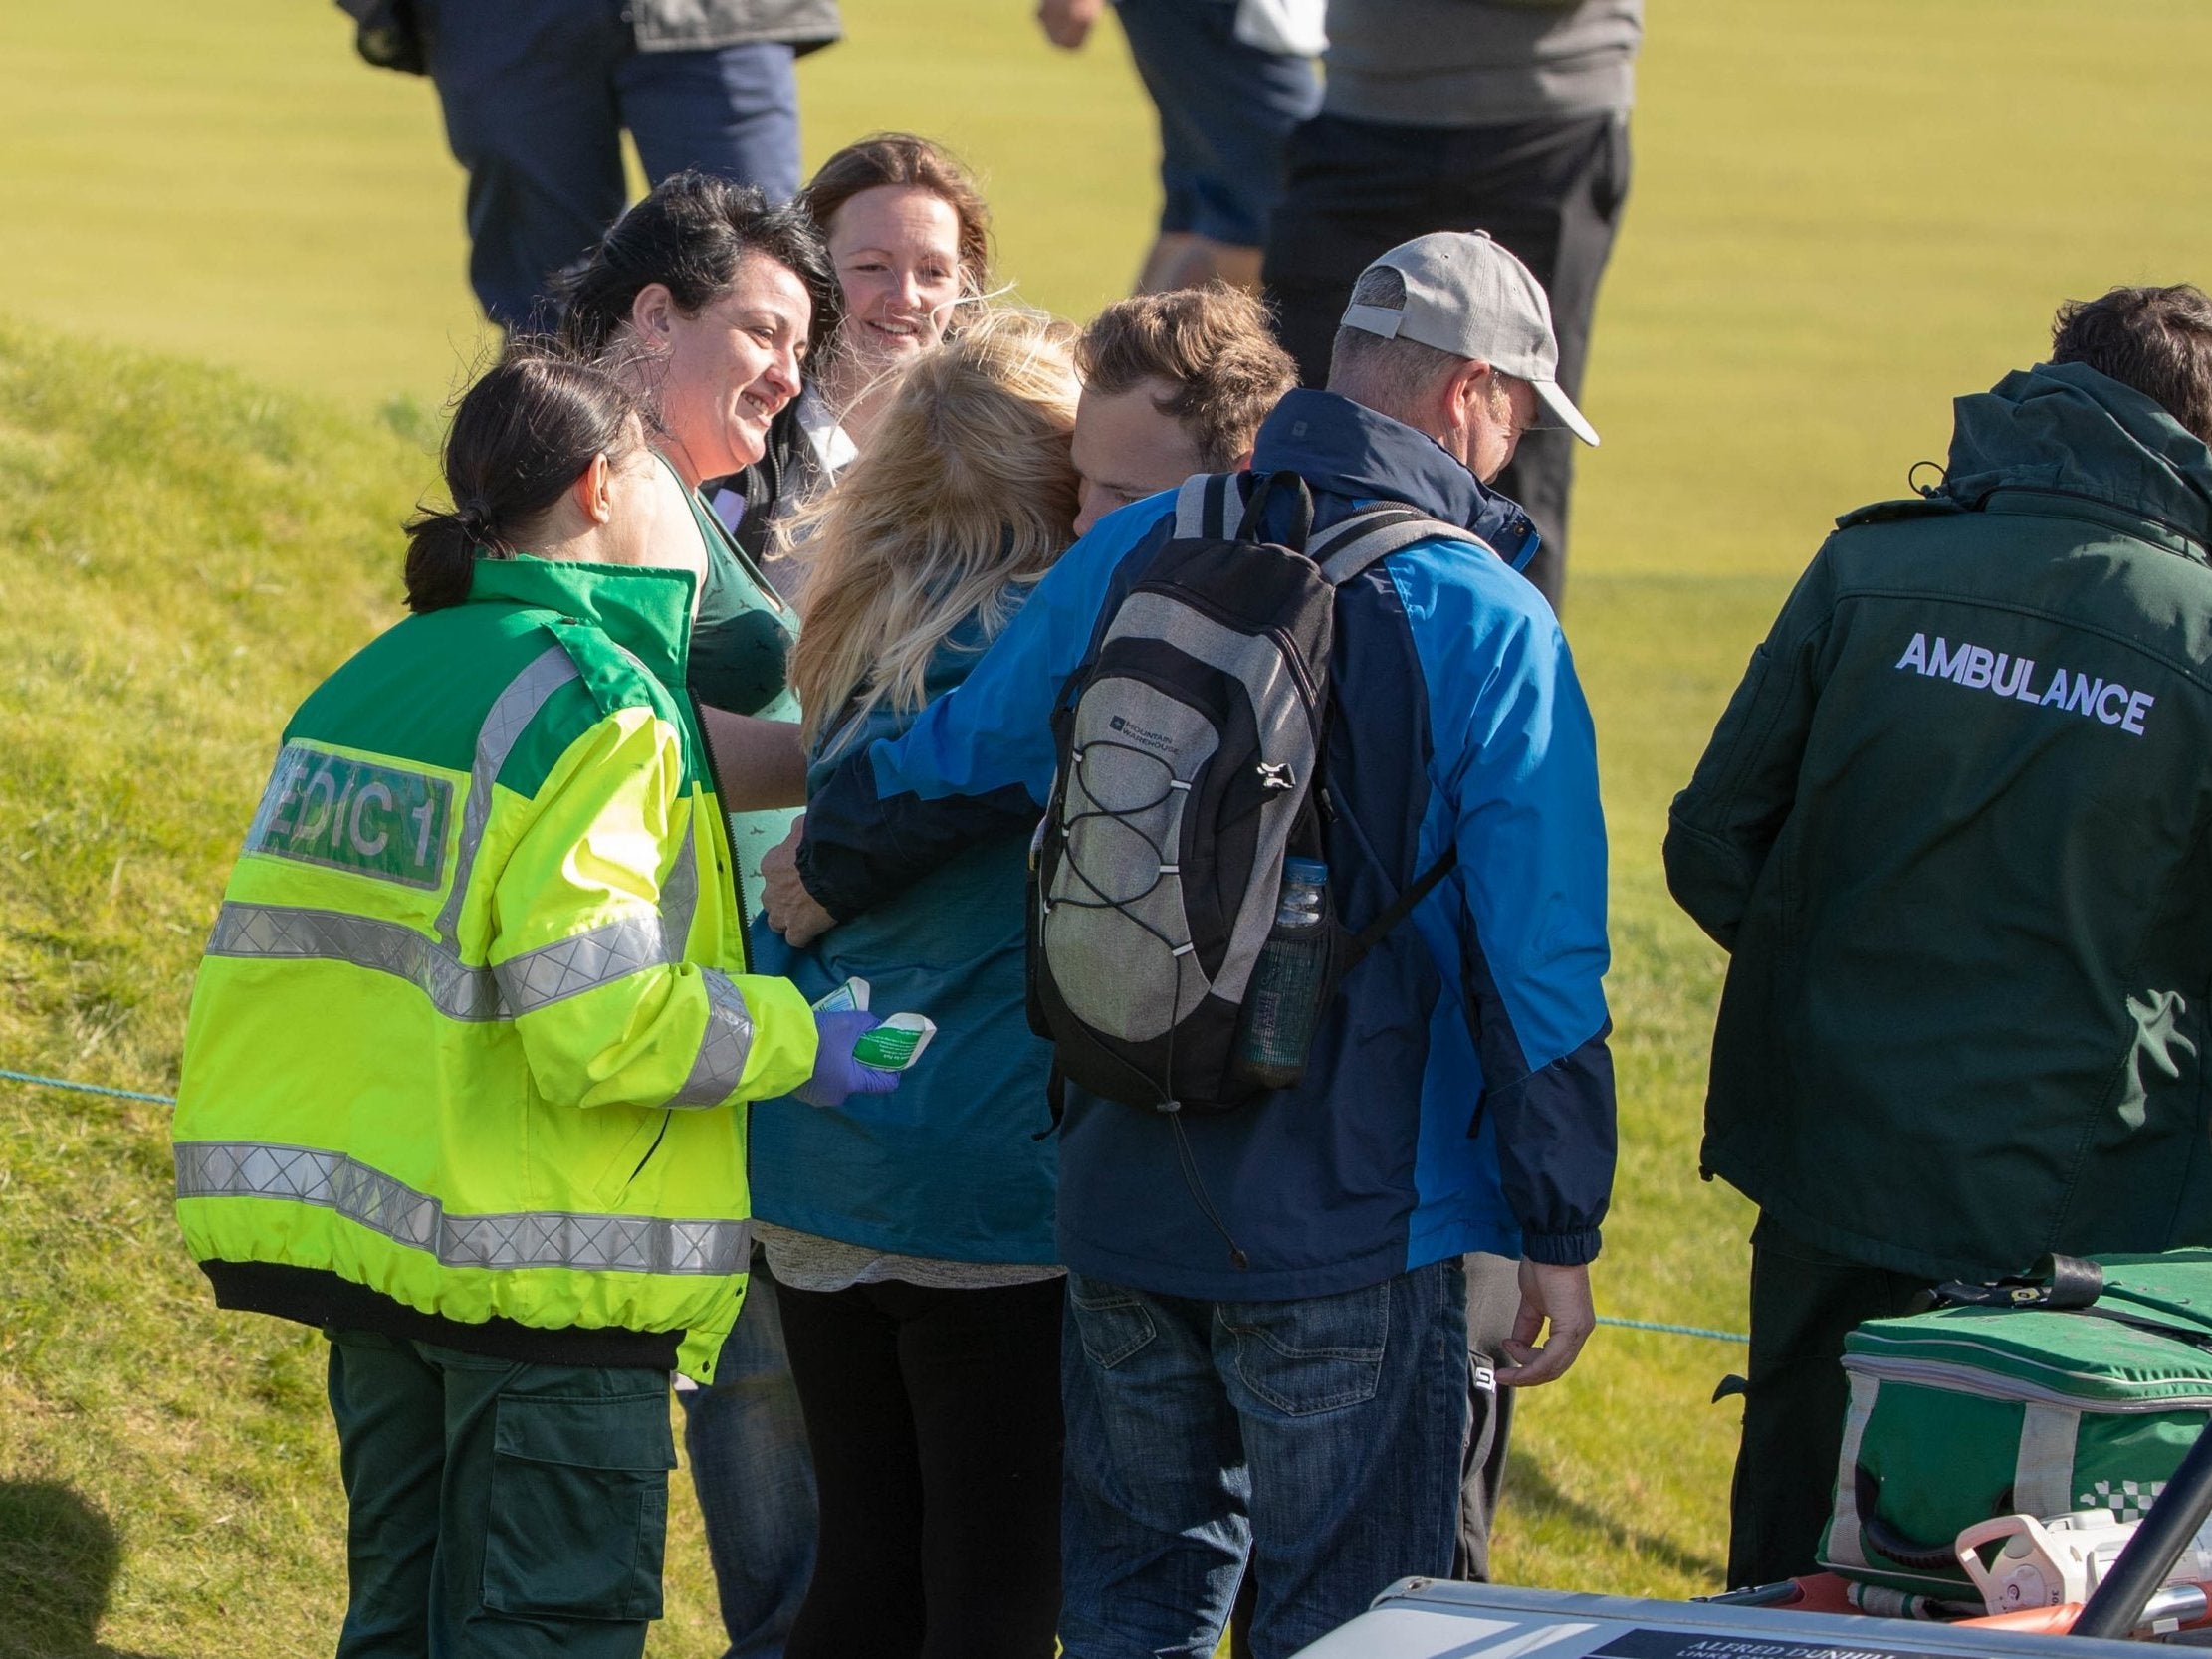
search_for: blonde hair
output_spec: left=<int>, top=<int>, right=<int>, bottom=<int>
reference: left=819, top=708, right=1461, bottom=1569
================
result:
left=788, top=309, right=1081, bottom=746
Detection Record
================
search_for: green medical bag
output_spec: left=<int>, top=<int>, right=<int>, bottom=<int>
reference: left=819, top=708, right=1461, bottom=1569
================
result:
left=1820, top=1251, right=2212, bottom=1598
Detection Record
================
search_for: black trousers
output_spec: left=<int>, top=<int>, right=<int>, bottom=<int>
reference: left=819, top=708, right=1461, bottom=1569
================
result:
left=1728, top=1214, right=1931, bottom=1588
left=774, top=1275, right=1065, bottom=1659
left=1262, top=109, right=1633, bottom=609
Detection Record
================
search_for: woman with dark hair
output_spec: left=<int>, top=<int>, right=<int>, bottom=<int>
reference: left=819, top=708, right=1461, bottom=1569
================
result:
left=170, top=342, right=894, bottom=1657
left=559, top=169, right=831, bottom=828
left=557, top=164, right=838, bottom=1659
left=717, top=132, right=995, bottom=591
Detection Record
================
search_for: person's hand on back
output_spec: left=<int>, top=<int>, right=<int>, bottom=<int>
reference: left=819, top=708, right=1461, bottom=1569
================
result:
left=1037, top=0, right=1105, bottom=50
left=1496, top=1259, right=1597, bottom=1387
left=762, top=819, right=836, bottom=946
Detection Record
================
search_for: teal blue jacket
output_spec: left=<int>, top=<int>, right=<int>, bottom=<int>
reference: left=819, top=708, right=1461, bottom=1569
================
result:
left=749, top=618, right=1058, bottom=1264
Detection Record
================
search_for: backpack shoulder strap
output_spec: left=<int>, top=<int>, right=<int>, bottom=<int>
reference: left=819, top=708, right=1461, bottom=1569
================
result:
left=1310, top=504, right=1492, bottom=586
left=1172, top=472, right=1251, bottom=542
left=1339, top=845, right=1459, bottom=973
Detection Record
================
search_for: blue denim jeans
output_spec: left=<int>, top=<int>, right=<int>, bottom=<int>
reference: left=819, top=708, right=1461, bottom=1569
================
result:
left=1060, top=1259, right=1468, bottom=1659
left=677, top=1258, right=817, bottom=1659
left=419, top=0, right=802, bottom=329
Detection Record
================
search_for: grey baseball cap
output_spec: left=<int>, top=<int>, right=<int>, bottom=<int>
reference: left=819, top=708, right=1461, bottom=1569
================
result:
left=1340, top=231, right=1600, bottom=447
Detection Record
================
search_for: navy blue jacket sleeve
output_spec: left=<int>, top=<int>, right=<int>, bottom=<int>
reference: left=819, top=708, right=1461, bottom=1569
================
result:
left=1396, top=542, right=1617, bottom=1265
left=796, top=496, right=1173, bottom=922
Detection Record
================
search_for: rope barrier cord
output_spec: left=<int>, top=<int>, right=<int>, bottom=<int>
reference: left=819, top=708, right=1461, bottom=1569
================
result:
left=1595, top=1315, right=1749, bottom=1344
left=0, top=1067, right=1755, bottom=1342
left=0, top=1067, right=177, bottom=1106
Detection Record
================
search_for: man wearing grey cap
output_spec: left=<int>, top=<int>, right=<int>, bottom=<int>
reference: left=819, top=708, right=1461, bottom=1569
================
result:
left=1264, top=0, right=1639, bottom=610
left=764, top=230, right=1618, bottom=1656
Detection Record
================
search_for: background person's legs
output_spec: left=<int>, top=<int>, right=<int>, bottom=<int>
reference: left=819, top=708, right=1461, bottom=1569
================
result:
left=619, top=40, right=802, bottom=204
left=774, top=1277, right=928, bottom=1659
left=1728, top=1213, right=1930, bottom=1588
left=1112, top=0, right=1317, bottom=293
left=417, top=0, right=630, bottom=331
left=900, top=1277, right=1065, bottom=1659
left=680, top=1257, right=818, bottom=1659
left=1059, top=1275, right=1249, bottom=1659
left=1225, top=1261, right=1469, bottom=1658
left=1456, top=1251, right=1521, bottom=1580
left=1262, top=110, right=1630, bottom=609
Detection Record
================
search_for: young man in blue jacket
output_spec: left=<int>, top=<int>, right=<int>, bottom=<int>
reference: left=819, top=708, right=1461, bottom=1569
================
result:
left=764, top=232, right=1617, bottom=1658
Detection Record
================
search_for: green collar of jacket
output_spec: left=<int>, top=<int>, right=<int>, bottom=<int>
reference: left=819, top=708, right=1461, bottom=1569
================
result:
left=465, top=555, right=697, bottom=691
left=1941, top=360, right=2212, bottom=550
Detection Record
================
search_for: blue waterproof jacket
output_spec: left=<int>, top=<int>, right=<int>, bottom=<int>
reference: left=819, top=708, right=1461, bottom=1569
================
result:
left=750, top=622, right=1058, bottom=1264
left=797, top=390, right=1616, bottom=1299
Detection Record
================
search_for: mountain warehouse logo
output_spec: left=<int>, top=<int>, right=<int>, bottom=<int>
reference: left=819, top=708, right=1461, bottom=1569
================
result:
left=1895, top=633, right=2154, bottom=737
left=1107, top=713, right=1177, bottom=753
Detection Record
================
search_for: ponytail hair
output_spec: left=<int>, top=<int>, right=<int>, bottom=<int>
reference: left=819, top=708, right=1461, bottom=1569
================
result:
left=403, top=339, right=648, bottom=614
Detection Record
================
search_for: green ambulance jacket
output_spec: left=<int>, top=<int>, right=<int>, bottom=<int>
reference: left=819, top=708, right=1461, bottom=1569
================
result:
left=1666, top=361, right=2212, bottom=1284
left=172, top=554, right=816, bottom=1382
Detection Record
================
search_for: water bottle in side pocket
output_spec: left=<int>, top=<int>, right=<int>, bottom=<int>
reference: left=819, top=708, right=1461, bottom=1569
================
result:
left=1231, top=857, right=1334, bottom=1091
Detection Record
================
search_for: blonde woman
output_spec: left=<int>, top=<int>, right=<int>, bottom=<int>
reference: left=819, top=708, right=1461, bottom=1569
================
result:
left=749, top=311, right=1079, bottom=1659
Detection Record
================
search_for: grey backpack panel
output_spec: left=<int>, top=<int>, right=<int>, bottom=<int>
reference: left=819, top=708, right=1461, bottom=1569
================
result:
left=1030, top=471, right=1487, bottom=1113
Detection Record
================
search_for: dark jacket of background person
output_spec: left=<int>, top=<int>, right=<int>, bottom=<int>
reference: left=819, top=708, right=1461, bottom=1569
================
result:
left=750, top=617, right=1058, bottom=1265
left=797, top=388, right=1617, bottom=1300
left=1667, top=360, right=2212, bottom=1285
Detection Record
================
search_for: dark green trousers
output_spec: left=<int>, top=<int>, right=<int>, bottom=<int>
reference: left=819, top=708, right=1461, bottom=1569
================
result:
left=1726, top=1216, right=1930, bottom=1589
left=326, top=1330, right=677, bottom=1659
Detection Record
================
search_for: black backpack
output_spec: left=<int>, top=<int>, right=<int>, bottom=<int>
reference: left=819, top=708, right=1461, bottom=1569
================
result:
left=1028, top=470, right=1485, bottom=1115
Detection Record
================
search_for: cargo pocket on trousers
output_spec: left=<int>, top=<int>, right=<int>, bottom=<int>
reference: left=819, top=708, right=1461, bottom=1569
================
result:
left=482, top=1389, right=677, bottom=1622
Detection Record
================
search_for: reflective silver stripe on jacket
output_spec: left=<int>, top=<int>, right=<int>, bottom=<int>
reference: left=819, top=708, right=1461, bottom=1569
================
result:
left=207, top=903, right=507, bottom=1021
left=209, top=823, right=700, bottom=1021
left=671, top=968, right=755, bottom=1107
left=435, top=645, right=582, bottom=946
left=175, top=1141, right=748, bottom=1275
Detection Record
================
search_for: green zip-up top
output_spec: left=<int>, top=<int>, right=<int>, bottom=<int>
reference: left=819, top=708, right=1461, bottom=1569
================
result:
left=1667, top=362, right=2212, bottom=1282
left=173, top=554, right=816, bottom=1382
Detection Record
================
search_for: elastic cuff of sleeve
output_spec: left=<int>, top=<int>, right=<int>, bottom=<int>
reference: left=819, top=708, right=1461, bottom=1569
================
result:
left=790, top=841, right=855, bottom=927
left=732, top=972, right=818, bottom=1102
left=1522, top=1228, right=1602, bottom=1267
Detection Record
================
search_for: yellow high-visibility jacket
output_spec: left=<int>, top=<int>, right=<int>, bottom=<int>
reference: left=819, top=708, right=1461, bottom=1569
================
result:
left=173, top=553, right=815, bottom=1381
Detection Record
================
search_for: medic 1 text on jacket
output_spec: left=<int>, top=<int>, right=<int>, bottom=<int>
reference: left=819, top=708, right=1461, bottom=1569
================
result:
left=797, top=389, right=1617, bottom=1300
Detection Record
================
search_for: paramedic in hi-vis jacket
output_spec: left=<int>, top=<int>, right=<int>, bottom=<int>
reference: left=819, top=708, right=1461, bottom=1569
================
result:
left=1667, top=285, right=2212, bottom=1590
left=170, top=346, right=894, bottom=1658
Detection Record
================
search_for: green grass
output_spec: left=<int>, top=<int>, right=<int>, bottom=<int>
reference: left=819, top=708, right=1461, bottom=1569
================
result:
left=7, top=0, right=2212, bottom=1652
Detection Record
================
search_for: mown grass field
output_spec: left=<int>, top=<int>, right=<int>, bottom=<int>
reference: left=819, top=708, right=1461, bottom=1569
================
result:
left=6, top=1, right=2212, bottom=1654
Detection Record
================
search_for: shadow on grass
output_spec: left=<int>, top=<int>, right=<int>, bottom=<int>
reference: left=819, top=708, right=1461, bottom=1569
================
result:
left=0, top=1480, right=165, bottom=1659
left=1506, top=1455, right=1727, bottom=1587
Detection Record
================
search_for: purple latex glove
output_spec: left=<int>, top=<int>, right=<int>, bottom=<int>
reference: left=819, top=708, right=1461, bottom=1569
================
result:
left=795, top=1010, right=905, bottom=1108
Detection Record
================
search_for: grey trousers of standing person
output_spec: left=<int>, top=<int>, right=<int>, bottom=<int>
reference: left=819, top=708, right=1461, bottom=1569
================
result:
left=1456, top=1251, right=1520, bottom=1580
left=1262, top=109, right=1632, bottom=610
